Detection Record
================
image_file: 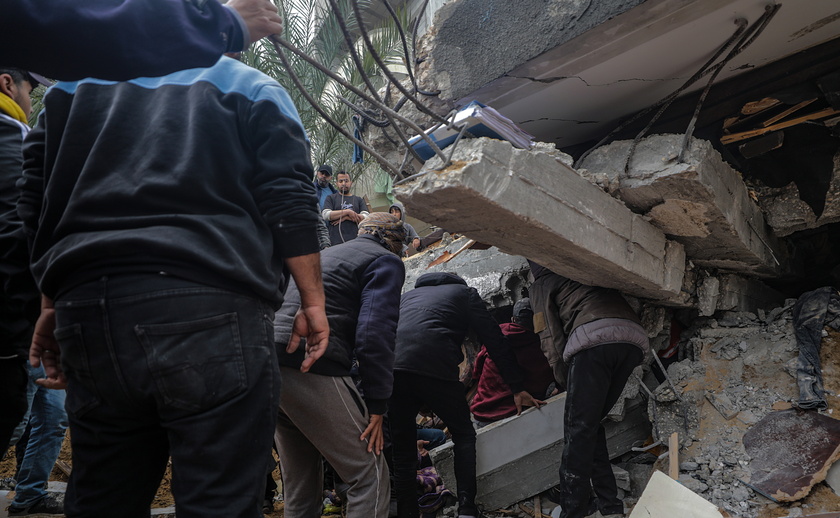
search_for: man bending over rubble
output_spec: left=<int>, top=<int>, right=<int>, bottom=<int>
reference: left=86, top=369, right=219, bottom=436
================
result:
left=390, top=272, right=542, bottom=518
left=274, top=212, right=406, bottom=518
left=528, top=260, right=648, bottom=518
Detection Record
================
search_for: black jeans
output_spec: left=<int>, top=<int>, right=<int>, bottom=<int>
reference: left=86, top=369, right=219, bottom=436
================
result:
left=0, top=358, right=28, bottom=458
left=54, top=274, right=280, bottom=518
left=389, top=371, right=477, bottom=518
left=559, top=343, right=642, bottom=518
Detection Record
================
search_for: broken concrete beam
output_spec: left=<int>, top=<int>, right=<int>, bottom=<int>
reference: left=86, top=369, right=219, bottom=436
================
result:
left=395, top=138, right=688, bottom=305
left=629, top=471, right=725, bottom=518
left=579, top=134, right=787, bottom=277
left=429, top=394, right=650, bottom=511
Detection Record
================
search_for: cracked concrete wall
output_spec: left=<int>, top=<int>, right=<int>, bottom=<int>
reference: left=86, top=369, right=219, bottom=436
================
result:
left=418, top=0, right=646, bottom=100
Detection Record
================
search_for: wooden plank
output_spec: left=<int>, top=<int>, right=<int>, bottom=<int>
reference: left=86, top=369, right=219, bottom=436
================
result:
left=669, top=432, right=679, bottom=480
left=720, top=108, right=839, bottom=144
left=55, top=459, right=72, bottom=477
left=741, top=97, right=780, bottom=115
left=760, top=98, right=816, bottom=127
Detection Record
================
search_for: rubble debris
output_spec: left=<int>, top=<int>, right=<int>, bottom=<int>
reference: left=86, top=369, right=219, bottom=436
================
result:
left=628, top=471, right=726, bottom=518
left=743, top=409, right=840, bottom=502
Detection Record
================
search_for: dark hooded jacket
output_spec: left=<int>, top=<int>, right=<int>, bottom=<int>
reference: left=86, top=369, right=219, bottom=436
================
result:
left=394, top=272, right=524, bottom=391
left=275, top=234, right=405, bottom=414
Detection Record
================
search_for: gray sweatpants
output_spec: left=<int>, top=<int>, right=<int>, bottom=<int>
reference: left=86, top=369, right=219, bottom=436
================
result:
left=275, top=367, right=390, bottom=518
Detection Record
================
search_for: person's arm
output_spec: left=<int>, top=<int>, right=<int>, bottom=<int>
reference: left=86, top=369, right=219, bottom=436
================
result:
left=284, top=253, right=328, bottom=372
left=246, top=82, right=327, bottom=369
left=356, top=255, right=405, bottom=453
left=467, top=290, right=526, bottom=392
left=2, top=0, right=282, bottom=81
left=30, top=295, right=65, bottom=390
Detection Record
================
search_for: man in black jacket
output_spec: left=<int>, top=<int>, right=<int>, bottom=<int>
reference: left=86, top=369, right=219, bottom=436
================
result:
left=390, top=272, right=542, bottom=518
left=18, top=57, right=327, bottom=518
left=528, top=261, right=648, bottom=518
left=274, top=213, right=406, bottom=518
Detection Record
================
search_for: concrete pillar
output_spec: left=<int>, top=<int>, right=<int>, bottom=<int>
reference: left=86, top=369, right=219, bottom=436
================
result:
left=579, top=134, right=788, bottom=277
left=395, top=138, right=688, bottom=305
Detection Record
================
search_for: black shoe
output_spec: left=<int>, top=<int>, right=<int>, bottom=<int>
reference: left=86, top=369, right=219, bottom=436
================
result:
left=7, top=492, right=65, bottom=516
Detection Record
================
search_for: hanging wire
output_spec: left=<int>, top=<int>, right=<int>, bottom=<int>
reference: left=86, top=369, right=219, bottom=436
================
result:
left=573, top=16, right=750, bottom=169
left=270, top=36, right=451, bottom=167
left=326, top=0, right=427, bottom=167
left=678, top=3, right=780, bottom=162
left=350, top=0, right=450, bottom=126
left=269, top=36, right=403, bottom=178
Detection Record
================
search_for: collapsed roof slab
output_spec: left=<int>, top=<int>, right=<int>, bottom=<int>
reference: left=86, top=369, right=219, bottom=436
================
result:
left=394, top=138, right=689, bottom=305
left=579, top=134, right=788, bottom=277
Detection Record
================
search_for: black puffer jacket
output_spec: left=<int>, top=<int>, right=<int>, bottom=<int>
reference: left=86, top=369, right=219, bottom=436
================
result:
left=394, top=272, right=524, bottom=391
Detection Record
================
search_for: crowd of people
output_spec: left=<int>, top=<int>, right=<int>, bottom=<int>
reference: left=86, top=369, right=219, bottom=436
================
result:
left=1, top=2, right=650, bottom=518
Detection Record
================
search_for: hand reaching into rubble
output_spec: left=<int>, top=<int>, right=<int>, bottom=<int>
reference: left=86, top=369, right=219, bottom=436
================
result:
left=361, top=413, right=385, bottom=454
left=513, top=391, right=545, bottom=415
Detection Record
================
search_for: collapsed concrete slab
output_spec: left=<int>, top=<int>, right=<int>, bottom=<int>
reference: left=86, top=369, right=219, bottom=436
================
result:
left=395, top=138, right=688, bottom=305
left=696, top=273, right=785, bottom=317
left=402, top=236, right=529, bottom=308
left=429, top=393, right=650, bottom=511
left=579, top=134, right=788, bottom=278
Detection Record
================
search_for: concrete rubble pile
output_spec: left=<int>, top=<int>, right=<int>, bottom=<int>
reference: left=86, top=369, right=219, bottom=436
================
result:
left=406, top=233, right=840, bottom=518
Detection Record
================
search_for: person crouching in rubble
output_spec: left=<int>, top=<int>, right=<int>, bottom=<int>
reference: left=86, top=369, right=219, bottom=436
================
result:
left=470, top=297, right=553, bottom=428
left=527, top=260, right=648, bottom=518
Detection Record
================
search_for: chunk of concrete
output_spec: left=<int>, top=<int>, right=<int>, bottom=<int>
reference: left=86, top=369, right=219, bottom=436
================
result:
left=402, top=236, right=529, bottom=308
left=579, top=135, right=787, bottom=278
left=395, top=138, right=688, bottom=305
left=430, top=394, right=650, bottom=511
left=629, top=471, right=725, bottom=518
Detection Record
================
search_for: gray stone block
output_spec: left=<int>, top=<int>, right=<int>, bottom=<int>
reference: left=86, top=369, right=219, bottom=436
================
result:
left=395, top=138, right=687, bottom=305
left=579, top=135, right=787, bottom=277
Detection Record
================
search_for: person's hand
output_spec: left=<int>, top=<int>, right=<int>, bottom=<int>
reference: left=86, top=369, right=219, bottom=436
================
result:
left=287, top=304, right=329, bottom=372
left=361, top=414, right=385, bottom=454
left=513, top=391, right=545, bottom=415
left=228, top=0, right=284, bottom=44
left=417, top=439, right=430, bottom=457
left=29, top=297, right=66, bottom=390
left=350, top=212, right=366, bottom=223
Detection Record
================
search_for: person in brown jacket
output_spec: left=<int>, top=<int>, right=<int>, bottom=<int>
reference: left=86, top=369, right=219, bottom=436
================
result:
left=527, top=260, right=648, bottom=518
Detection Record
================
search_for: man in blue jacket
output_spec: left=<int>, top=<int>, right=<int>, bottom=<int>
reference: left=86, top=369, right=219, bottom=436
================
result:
left=274, top=213, right=406, bottom=518
left=390, top=273, right=542, bottom=518
left=18, top=56, right=328, bottom=518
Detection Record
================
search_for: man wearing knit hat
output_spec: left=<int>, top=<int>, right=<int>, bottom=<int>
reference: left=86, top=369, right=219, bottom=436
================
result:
left=274, top=213, right=406, bottom=518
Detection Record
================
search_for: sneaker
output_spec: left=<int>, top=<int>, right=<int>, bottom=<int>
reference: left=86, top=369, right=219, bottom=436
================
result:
left=7, top=492, right=65, bottom=517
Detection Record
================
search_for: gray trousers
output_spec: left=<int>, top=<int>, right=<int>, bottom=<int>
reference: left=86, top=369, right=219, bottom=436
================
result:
left=275, top=367, right=390, bottom=518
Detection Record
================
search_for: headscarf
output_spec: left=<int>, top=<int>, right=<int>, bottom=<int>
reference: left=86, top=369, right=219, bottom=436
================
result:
left=358, top=212, right=406, bottom=255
